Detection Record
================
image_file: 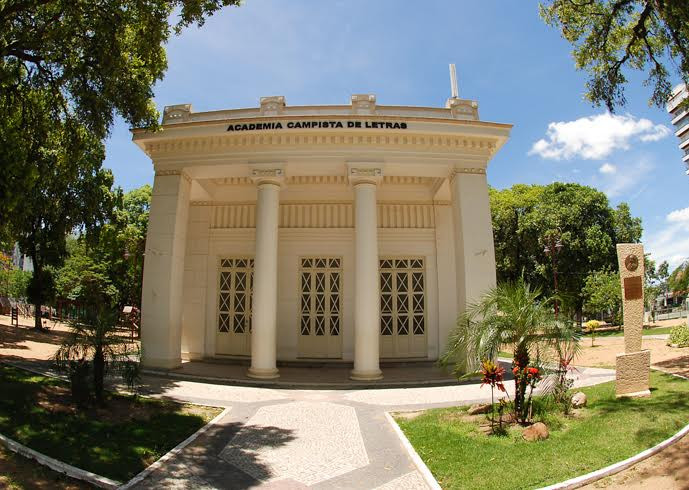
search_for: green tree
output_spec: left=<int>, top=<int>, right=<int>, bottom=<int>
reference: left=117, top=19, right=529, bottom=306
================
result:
left=540, top=0, right=689, bottom=111
left=668, top=260, right=689, bottom=293
left=582, top=270, right=622, bottom=324
left=491, top=182, right=642, bottom=323
left=12, top=108, right=114, bottom=330
left=54, top=238, right=119, bottom=309
left=93, top=185, right=151, bottom=308
left=1, top=1, right=239, bottom=317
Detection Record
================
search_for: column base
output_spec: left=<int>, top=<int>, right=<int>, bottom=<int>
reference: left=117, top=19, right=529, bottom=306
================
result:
left=247, top=366, right=280, bottom=380
left=142, top=357, right=182, bottom=370
left=350, top=368, right=383, bottom=381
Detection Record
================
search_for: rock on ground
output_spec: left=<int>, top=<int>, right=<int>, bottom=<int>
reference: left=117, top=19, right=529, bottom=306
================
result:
left=523, top=422, right=549, bottom=441
left=572, top=392, right=587, bottom=408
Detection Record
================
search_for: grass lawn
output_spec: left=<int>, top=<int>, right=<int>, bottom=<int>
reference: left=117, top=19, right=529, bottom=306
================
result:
left=396, top=371, right=689, bottom=490
left=0, top=364, right=222, bottom=483
left=0, top=446, right=91, bottom=490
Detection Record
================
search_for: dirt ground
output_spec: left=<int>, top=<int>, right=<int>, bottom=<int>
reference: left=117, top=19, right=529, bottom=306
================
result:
left=0, top=314, right=138, bottom=363
left=576, top=337, right=689, bottom=369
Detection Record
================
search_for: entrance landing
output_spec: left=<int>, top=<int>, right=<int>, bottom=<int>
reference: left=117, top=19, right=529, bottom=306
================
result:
left=143, top=359, right=460, bottom=389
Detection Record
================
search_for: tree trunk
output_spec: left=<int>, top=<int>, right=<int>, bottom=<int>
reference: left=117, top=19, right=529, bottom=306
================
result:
left=93, top=345, right=104, bottom=405
left=513, top=342, right=530, bottom=423
left=32, top=254, right=44, bottom=331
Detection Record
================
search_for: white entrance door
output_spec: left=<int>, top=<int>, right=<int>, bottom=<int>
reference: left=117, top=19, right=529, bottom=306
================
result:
left=216, top=257, right=253, bottom=356
left=298, top=257, right=343, bottom=358
left=379, top=257, right=427, bottom=358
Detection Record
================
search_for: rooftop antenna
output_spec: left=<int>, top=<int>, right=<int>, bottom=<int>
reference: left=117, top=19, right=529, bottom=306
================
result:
left=449, top=63, right=459, bottom=99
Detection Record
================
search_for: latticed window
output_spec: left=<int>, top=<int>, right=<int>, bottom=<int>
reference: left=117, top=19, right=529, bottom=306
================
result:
left=380, top=258, right=425, bottom=337
left=218, top=258, right=254, bottom=334
left=299, top=257, right=342, bottom=337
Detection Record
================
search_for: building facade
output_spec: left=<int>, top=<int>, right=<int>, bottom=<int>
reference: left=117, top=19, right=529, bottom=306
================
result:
left=133, top=94, right=511, bottom=380
left=667, top=83, right=689, bottom=171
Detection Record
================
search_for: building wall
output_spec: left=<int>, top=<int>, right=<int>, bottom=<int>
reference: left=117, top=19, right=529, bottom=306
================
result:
left=180, top=201, right=456, bottom=361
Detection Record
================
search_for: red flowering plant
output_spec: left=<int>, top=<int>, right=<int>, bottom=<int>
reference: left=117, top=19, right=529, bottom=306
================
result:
left=480, top=359, right=507, bottom=430
left=511, top=362, right=543, bottom=423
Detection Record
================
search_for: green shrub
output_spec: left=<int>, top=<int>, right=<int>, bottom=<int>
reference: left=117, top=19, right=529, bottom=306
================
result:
left=669, top=324, right=689, bottom=347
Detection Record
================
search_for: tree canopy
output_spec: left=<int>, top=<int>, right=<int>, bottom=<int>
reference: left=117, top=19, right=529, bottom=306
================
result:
left=0, top=0, right=239, bottom=231
left=540, top=0, right=689, bottom=111
left=490, top=182, right=642, bottom=320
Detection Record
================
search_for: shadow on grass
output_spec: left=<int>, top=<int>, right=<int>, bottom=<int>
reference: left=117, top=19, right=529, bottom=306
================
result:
left=0, top=364, right=296, bottom=484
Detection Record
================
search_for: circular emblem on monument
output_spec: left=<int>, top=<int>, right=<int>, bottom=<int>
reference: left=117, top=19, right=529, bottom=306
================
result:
left=625, top=254, right=639, bottom=272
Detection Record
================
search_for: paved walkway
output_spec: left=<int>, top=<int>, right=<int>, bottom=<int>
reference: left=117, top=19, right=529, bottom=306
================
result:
left=124, top=365, right=614, bottom=489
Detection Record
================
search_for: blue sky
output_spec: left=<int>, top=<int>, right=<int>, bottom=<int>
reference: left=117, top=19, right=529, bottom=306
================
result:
left=104, top=0, right=689, bottom=269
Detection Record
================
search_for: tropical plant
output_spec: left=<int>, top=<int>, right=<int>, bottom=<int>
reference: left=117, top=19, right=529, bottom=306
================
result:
left=479, top=359, right=507, bottom=431
left=54, top=308, right=140, bottom=406
left=441, top=278, right=576, bottom=424
left=546, top=327, right=581, bottom=414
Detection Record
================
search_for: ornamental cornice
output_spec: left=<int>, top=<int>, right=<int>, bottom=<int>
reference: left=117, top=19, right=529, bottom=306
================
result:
left=143, top=132, right=497, bottom=157
left=154, top=169, right=191, bottom=183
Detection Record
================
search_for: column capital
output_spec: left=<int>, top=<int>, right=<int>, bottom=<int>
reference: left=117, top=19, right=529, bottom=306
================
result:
left=449, top=166, right=486, bottom=183
left=347, top=163, right=383, bottom=186
left=154, top=169, right=192, bottom=184
left=249, top=164, right=286, bottom=187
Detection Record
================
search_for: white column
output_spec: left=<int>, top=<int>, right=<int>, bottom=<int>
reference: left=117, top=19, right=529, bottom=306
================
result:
left=141, top=171, right=191, bottom=369
left=247, top=168, right=284, bottom=379
left=450, top=168, right=497, bottom=369
left=349, top=165, right=383, bottom=381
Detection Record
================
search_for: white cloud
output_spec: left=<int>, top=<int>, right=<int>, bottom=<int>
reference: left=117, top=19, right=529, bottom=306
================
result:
left=599, top=163, right=617, bottom=174
left=646, top=207, right=689, bottom=269
left=599, top=159, right=653, bottom=199
left=667, top=206, right=689, bottom=223
left=529, top=113, right=670, bottom=160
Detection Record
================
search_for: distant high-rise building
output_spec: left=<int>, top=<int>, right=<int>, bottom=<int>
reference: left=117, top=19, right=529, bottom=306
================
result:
left=667, top=83, right=689, bottom=173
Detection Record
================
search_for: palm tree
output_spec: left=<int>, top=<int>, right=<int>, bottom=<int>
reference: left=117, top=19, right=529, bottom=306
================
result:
left=441, top=278, right=574, bottom=422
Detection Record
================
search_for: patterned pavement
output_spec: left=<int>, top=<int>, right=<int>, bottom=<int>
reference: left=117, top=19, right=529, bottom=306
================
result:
left=129, top=365, right=615, bottom=490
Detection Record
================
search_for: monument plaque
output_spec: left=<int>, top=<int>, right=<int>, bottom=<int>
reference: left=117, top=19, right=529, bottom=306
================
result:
left=615, top=243, right=650, bottom=398
left=623, top=276, right=643, bottom=301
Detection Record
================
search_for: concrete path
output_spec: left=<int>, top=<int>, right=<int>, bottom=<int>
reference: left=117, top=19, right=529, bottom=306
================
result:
left=128, top=365, right=615, bottom=490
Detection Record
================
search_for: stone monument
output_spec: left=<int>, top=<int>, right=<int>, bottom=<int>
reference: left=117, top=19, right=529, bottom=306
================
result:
left=615, top=243, right=651, bottom=398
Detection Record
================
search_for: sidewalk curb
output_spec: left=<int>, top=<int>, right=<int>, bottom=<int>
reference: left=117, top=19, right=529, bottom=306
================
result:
left=0, top=432, right=121, bottom=489
left=540, top=370, right=689, bottom=490
left=384, top=411, right=442, bottom=490
left=118, top=407, right=231, bottom=489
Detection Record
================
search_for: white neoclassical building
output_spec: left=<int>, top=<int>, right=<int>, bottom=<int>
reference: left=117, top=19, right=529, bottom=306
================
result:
left=133, top=94, right=511, bottom=380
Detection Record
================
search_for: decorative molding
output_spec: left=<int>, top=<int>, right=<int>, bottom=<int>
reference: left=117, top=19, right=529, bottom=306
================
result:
left=210, top=176, right=436, bottom=187
left=210, top=203, right=436, bottom=229
left=450, top=168, right=486, bottom=181
left=347, top=164, right=383, bottom=186
left=249, top=165, right=285, bottom=186
left=154, top=169, right=191, bottom=183
left=162, top=104, right=193, bottom=124
left=445, top=98, right=479, bottom=120
left=144, top=133, right=497, bottom=157
left=351, top=94, right=376, bottom=115
left=259, top=96, right=286, bottom=116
